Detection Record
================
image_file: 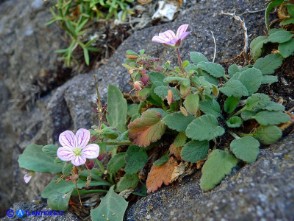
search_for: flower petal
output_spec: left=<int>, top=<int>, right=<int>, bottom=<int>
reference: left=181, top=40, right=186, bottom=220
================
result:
left=24, top=174, right=32, bottom=183
left=160, top=30, right=176, bottom=41
left=82, top=144, right=99, bottom=159
left=76, top=128, right=90, bottom=148
left=179, top=31, right=190, bottom=41
left=59, top=130, right=76, bottom=148
left=152, top=36, right=169, bottom=44
left=71, top=156, right=86, bottom=166
left=176, top=24, right=189, bottom=38
left=57, top=146, right=75, bottom=161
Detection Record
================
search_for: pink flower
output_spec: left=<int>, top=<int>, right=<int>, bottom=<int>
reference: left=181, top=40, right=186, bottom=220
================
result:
left=152, top=24, right=190, bottom=47
left=57, top=128, right=99, bottom=166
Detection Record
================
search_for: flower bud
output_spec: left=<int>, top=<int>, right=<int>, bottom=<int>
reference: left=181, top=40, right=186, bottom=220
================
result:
left=140, top=74, right=149, bottom=86
left=133, top=81, right=143, bottom=91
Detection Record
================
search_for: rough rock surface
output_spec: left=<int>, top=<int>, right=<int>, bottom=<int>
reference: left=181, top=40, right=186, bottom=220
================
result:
left=126, top=134, right=294, bottom=221
left=0, top=0, right=280, bottom=219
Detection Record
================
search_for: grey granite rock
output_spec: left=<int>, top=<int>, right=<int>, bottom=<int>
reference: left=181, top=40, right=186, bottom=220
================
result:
left=126, top=134, right=294, bottom=221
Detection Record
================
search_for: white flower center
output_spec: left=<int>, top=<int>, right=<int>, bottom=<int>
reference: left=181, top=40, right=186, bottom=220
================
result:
left=73, top=147, right=82, bottom=156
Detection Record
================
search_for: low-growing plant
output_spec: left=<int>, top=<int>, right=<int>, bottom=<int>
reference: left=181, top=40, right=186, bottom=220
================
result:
left=19, top=16, right=293, bottom=221
left=48, top=0, right=134, bottom=66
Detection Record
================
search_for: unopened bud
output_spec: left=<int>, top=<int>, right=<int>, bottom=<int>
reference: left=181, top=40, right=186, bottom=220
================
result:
left=134, top=81, right=143, bottom=91
left=140, top=74, right=149, bottom=86
left=167, top=89, right=173, bottom=105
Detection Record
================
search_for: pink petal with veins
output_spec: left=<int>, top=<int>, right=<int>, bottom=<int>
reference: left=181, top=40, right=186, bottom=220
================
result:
left=71, top=156, right=86, bottom=166
left=176, top=24, right=189, bottom=38
left=82, top=144, right=99, bottom=159
left=76, top=128, right=90, bottom=148
left=152, top=36, right=169, bottom=43
left=59, top=130, right=76, bottom=148
left=57, top=146, right=75, bottom=161
left=179, top=31, right=190, bottom=41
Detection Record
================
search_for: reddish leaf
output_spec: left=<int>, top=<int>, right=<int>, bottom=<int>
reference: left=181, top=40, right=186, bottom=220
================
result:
left=146, top=157, right=178, bottom=193
left=128, top=109, right=166, bottom=147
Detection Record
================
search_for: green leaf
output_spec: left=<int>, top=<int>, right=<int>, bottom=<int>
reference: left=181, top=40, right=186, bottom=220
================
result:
left=241, top=111, right=256, bottom=121
left=18, top=144, right=62, bottom=173
left=107, top=85, right=128, bottom=132
left=47, top=191, right=72, bottom=211
left=125, top=146, right=148, bottom=174
left=224, top=96, right=240, bottom=114
left=163, top=77, right=190, bottom=87
left=250, top=36, right=267, bottom=61
left=186, top=115, right=225, bottom=141
left=83, top=47, right=90, bottom=65
left=230, top=136, right=260, bottom=163
left=278, top=38, right=294, bottom=58
left=245, top=93, right=271, bottom=112
left=90, top=186, right=128, bottom=221
left=234, top=68, right=262, bottom=95
left=149, top=72, right=166, bottom=86
left=154, top=86, right=180, bottom=101
left=42, top=144, right=58, bottom=158
left=128, top=109, right=166, bottom=147
left=264, top=102, right=285, bottom=111
left=181, top=140, right=209, bottom=163
left=116, top=174, right=139, bottom=192
left=62, top=163, right=73, bottom=176
left=183, top=94, right=199, bottom=115
left=128, top=104, right=140, bottom=121
left=253, top=111, right=290, bottom=125
left=280, top=18, right=294, bottom=26
left=162, top=112, right=195, bottom=132
left=219, top=79, right=249, bottom=97
left=199, top=99, right=221, bottom=117
left=261, top=75, right=278, bottom=84
left=266, top=29, right=293, bottom=43
left=153, top=154, right=169, bottom=166
left=42, top=178, right=110, bottom=198
left=253, top=125, right=282, bottom=145
left=228, top=64, right=241, bottom=77
left=226, top=116, right=243, bottom=128
left=107, top=153, right=126, bottom=175
left=197, top=61, right=225, bottom=78
left=190, top=51, right=208, bottom=64
left=172, top=132, right=187, bottom=147
left=253, top=54, right=283, bottom=75
left=265, top=0, right=284, bottom=29
left=200, top=150, right=238, bottom=191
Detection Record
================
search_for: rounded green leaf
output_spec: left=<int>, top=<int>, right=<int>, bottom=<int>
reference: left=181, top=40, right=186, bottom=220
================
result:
left=267, top=29, right=293, bottom=43
left=183, top=94, right=199, bottom=115
left=278, top=38, right=294, bottom=58
left=107, top=153, right=126, bottom=175
left=200, top=150, right=238, bottom=191
left=253, top=111, right=290, bottom=125
left=186, top=115, right=225, bottom=141
left=253, top=54, right=283, bottom=75
left=220, top=79, right=249, bottom=97
left=181, top=140, right=209, bottom=163
left=230, top=136, right=260, bottom=163
left=197, top=61, right=225, bottom=78
left=250, top=36, right=267, bottom=61
left=162, top=112, right=195, bottom=132
left=190, top=51, right=208, bottom=64
left=226, top=116, right=243, bottom=128
left=47, top=191, right=72, bottom=211
left=253, top=125, right=282, bottom=145
left=18, top=144, right=62, bottom=173
left=116, top=174, right=139, bottom=192
left=236, top=68, right=262, bottom=95
left=199, top=99, right=221, bottom=117
left=125, top=146, right=148, bottom=174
